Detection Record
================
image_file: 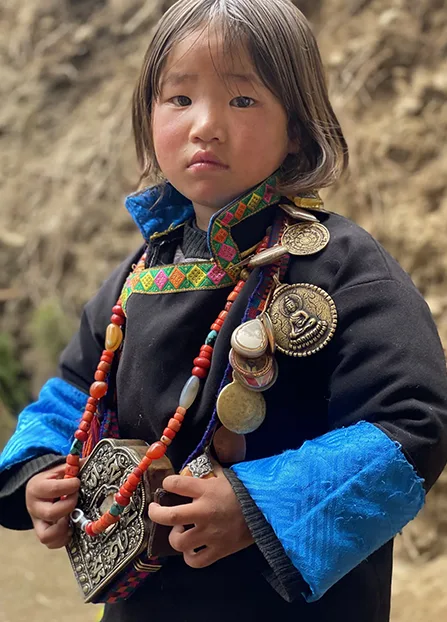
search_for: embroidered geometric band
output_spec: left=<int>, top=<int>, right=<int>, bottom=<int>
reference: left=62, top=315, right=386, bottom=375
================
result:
left=121, top=262, right=237, bottom=311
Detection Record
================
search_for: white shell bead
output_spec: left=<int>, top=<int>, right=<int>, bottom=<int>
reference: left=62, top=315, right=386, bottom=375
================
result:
left=179, top=375, right=201, bottom=409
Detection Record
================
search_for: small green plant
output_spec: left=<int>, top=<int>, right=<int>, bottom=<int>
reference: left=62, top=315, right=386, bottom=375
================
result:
left=0, top=332, right=29, bottom=416
left=28, top=299, right=76, bottom=391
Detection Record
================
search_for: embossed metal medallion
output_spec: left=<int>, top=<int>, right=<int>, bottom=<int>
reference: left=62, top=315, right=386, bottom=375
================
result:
left=267, top=283, right=337, bottom=357
left=66, top=439, right=154, bottom=603
left=217, top=377, right=266, bottom=434
left=281, top=222, right=330, bottom=256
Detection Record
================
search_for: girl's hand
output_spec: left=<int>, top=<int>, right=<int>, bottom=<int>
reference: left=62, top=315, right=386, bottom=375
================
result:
left=25, top=463, right=80, bottom=549
left=149, top=464, right=254, bottom=568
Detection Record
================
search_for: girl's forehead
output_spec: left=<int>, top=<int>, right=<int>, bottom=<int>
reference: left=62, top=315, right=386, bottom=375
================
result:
left=161, top=28, right=256, bottom=80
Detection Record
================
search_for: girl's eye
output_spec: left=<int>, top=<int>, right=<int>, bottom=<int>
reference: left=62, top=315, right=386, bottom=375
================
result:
left=171, top=96, right=192, bottom=107
left=231, top=96, right=255, bottom=108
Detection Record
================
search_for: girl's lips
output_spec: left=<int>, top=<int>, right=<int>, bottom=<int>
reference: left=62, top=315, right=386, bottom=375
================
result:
left=188, top=151, right=229, bottom=169
left=188, top=161, right=229, bottom=171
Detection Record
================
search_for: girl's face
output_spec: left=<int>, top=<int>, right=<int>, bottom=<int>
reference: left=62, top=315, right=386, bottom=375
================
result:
left=152, top=28, right=294, bottom=222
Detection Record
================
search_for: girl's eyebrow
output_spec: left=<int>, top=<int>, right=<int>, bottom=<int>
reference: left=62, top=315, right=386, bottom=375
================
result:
left=161, top=72, right=260, bottom=87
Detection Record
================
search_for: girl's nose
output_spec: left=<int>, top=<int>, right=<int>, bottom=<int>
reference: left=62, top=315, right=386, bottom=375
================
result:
left=190, top=106, right=226, bottom=143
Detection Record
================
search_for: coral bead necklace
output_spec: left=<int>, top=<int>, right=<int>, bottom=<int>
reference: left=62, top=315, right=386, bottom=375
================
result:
left=64, top=235, right=269, bottom=537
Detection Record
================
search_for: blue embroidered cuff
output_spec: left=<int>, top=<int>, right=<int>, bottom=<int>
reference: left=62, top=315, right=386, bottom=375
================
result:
left=231, top=421, right=425, bottom=602
left=0, top=377, right=86, bottom=472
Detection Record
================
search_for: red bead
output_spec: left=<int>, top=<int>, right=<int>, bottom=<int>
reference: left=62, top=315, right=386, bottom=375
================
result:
left=91, top=521, right=103, bottom=535
left=65, top=464, right=79, bottom=477
left=227, top=292, right=238, bottom=302
left=111, top=314, right=125, bottom=326
left=193, top=357, right=211, bottom=369
left=199, top=350, right=212, bottom=361
left=94, top=370, right=107, bottom=382
left=237, top=280, right=246, bottom=289
left=173, top=412, right=184, bottom=422
left=138, top=457, right=152, bottom=471
left=115, top=493, right=130, bottom=506
left=85, top=403, right=96, bottom=413
left=176, top=406, right=186, bottom=416
left=224, top=302, right=232, bottom=311
left=101, top=350, right=114, bottom=362
left=211, top=323, right=221, bottom=332
left=82, top=411, right=94, bottom=423
left=85, top=522, right=95, bottom=537
left=97, top=361, right=111, bottom=373
left=74, top=430, right=88, bottom=442
left=127, top=473, right=141, bottom=487
left=192, top=366, right=207, bottom=378
left=146, top=441, right=167, bottom=460
left=168, top=418, right=181, bottom=433
left=124, top=481, right=137, bottom=493
left=90, top=381, right=108, bottom=399
left=119, top=486, right=132, bottom=499
left=87, top=397, right=98, bottom=406
left=214, top=318, right=224, bottom=326
left=105, top=512, right=120, bottom=526
left=112, top=305, right=125, bottom=317
left=79, top=420, right=90, bottom=432
left=66, top=454, right=80, bottom=466
left=163, top=427, right=176, bottom=440
left=132, top=467, right=143, bottom=478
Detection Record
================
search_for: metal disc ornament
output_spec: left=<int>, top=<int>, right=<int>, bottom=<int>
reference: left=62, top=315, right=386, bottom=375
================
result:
left=260, top=312, right=276, bottom=354
left=267, top=283, right=337, bottom=357
left=217, top=378, right=266, bottom=434
left=281, top=222, right=330, bottom=256
left=229, top=349, right=273, bottom=379
left=279, top=203, right=318, bottom=222
left=233, top=359, right=279, bottom=393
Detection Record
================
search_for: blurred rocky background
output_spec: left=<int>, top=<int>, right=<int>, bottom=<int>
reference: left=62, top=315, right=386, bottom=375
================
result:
left=0, top=0, right=446, bottom=620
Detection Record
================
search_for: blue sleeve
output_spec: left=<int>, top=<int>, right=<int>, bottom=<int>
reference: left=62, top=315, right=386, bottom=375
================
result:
left=0, top=378, right=85, bottom=472
left=231, top=421, right=425, bottom=602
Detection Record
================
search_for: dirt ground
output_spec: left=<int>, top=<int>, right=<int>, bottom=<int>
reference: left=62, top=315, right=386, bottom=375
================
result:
left=1, top=526, right=447, bottom=622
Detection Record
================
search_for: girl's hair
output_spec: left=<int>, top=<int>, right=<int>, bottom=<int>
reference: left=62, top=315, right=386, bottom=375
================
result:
left=132, top=0, right=348, bottom=195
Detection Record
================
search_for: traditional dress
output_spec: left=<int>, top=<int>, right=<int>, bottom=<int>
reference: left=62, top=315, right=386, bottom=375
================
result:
left=1, top=175, right=447, bottom=621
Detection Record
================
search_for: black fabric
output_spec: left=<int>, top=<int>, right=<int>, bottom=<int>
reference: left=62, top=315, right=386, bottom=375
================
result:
left=1, top=207, right=447, bottom=622
left=224, top=468, right=307, bottom=602
left=181, top=219, right=210, bottom=259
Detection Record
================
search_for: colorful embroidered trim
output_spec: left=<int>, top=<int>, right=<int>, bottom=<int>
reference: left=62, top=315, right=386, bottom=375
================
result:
left=120, top=261, right=237, bottom=312
left=208, top=175, right=281, bottom=272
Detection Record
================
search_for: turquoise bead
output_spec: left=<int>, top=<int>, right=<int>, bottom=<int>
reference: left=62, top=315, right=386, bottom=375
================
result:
left=205, top=330, right=218, bottom=345
left=110, top=503, right=123, bottom=516
left=70, top=439, right=83, bottom=455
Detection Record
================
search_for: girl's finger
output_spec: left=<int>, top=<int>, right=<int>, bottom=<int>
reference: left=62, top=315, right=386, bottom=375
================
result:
left=168, top=524, right=206, bottom=553
left=31, top=492, right=79, bottom=523
left=149, top=500, right=202, bottom=527
left=28, top=474, right=80, bottom=501
left=33, top=516, right=72, bottom=549
left=162, top=475, right=204, bottom=499
left=183, top=544, right=216, bottom=569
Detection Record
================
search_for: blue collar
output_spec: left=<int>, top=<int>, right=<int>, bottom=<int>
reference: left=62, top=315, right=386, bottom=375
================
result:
left=125, top=183, right=195, bottom=242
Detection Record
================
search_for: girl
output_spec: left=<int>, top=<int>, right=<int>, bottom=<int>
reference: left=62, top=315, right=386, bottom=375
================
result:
left=1, top=1, right=447, bottom=621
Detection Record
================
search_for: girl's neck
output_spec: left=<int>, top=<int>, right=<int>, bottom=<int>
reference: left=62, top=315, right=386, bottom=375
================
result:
left=193, top=203, right=220, bottom=231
